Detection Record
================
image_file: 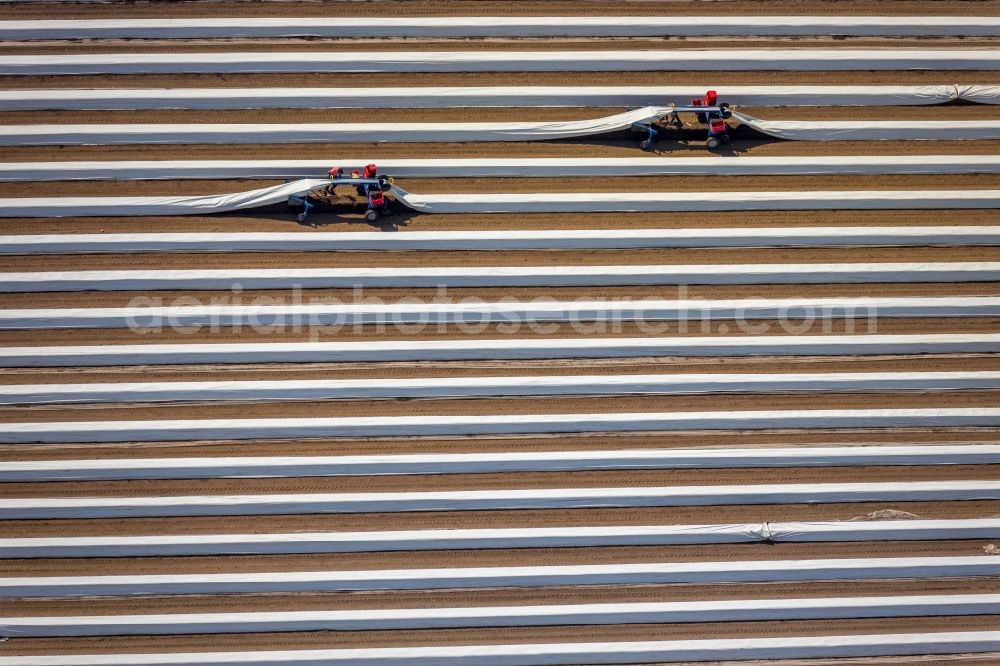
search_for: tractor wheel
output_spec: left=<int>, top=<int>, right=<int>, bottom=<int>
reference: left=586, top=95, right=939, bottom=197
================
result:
left=365, top=209, right=380, bottom=223
left=706, top=136, right=720, bottom=149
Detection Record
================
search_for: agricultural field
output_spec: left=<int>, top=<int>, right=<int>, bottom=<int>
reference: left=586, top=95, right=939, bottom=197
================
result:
left=0, top=1, right=999, bottom=664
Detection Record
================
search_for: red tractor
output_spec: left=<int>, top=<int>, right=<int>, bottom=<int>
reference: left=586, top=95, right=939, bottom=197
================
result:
left=289, top=163, right=394, bottom=225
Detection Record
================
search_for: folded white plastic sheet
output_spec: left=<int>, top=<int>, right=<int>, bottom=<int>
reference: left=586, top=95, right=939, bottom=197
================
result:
left=4, top=481, right=1000, bottom=519
left=6, top=372, right=1000, bottom=406
left=2, top=519, right=996, bottom=559
left=10, top=263, right=1000, bottom=292
left=2, top=50, right=999, bottom=75
left=5, top=85, right=999, bottom=111
left=0, top=632, right=998, bottom=666
left=3, top=594, right=999, bottom=636
left=735, top=112, right=1000, bottom=141
left=2, top=334, right=999, bottom=368
left=6, top=17, right=1000, bottom=39
left=5, top=556, right=999, bottom=598
left=3, top=297, right=997, bottom=330
left=6, top=156, right=1000, bottom=181
left=5, top=445, right=998, bottom=482
left=0, top=106, right=677, bottom=146
left=6, top=185, right=1000, bottom=217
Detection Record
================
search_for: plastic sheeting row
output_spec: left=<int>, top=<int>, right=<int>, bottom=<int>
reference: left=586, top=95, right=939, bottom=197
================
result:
left=10, top=263, right=1000, bottom=292
left=5, top=85, right=999, bottom=111
left=2, top=50, right=999, bottom=75
left=6, top=184, right=1000, bottom=218
left=2, top=519, right=996, bottom=559
left=3, top=594, right=1000, bottom=636
left=5, top=372, right=999, bottom=406
left=6, top=115, right=1000, bottom=147
left=7, top=17, right=1000, bottom=39
left=5, top=445, right=997, bottom=482
left=3, top=297, right=997, bottom=330
left=5, top=156, right=1000, bottom=181
left=4, top=556, right=999, bottom=598
left=3, top=334, right=998, bottom=367
left=4, top=481, right=1000, bottom=519
left=0, top=632, right=997, bottom=666
left=734, top=112, right=1000, bottom=141
left=4, top=227, right=999, bottom=253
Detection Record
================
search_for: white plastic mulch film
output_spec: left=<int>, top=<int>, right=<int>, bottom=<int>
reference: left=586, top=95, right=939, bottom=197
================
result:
left=0, top=633, right=998, bottom=665
left=1, top=334, right=998, bottom=368
left=6, top=263, right=1000, bottom=291
left=734, top=111, right=1000, bottom=141
left=5, top=110, right=1000, bottom=147
left=2, top=594, right=1000, bottom=636
left=3, top=556, right=999, bottom=598
left=0, top=633, right=997, bottom=665
left=3, top=372, right=1000, bottom=406
left=1, top=519, right=997, bottom=559
left=3, top=297, right=998, bottom=330
left=3, top=481, right=1000, bottom=519
left=1, top=50, right=999, bottom=75
left=4, top=17, right=1000, bottom=39
left=2, top=85, right=998, bottom=111
left=4, top=181, right=1000, bottom=217
left=4, top=445, right=998, bottom=481
left=4, top=156, right=1000, bottom=181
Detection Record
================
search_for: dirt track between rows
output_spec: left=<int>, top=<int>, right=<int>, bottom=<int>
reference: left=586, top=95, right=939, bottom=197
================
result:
left=6, top=70, right=1000, bottom=90
left=2, top=317, right=995, bottom=347
left=6, top=495, right=998, bottom=539
left=6, top=0, right=1000, bottom=19
left=3, top=390, right=999, bottom=423
left=1, top=428, right=989, bottom=461
left=4, top=539, right=992, bottom=577
left=5, top=354, right=1000, bottom=385
left=4, top=463, right=997, bottom=498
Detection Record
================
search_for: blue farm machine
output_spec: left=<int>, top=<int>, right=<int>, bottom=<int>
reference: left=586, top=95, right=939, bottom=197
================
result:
left=633, top=90, right=733, bottom=150
left=289, top=163, right=395, bottom=225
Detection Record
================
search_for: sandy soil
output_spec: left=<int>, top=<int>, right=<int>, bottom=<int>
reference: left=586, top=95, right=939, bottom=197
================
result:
left=5, top=70, right=1000, bottom=90
left=0, top=428, right=989, bottom=461
left=6, top=1, right=1000, bottom=19
left=5, top=354, right=1000, bottom=386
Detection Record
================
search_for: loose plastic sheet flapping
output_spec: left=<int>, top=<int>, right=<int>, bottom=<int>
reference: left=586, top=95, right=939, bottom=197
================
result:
left=4, top=556, right=998, bottom=598
left=4, top=445, right=997, bottom=482
left=1, top=50, right=999, bottom=75
left=3, top=85, right=999, bottom=110
left=5, top=183, right=1000, bottom=217
left=0, top=632, right=998, bottom=666
left=1, top=333, right=998, bottom=368
left=0, top=519, right=996, bottom=559
left=0, top=106, right=675, bottom=146
left=4, top=481, right=1000, bottom=519
left=8, top=263, right=1000, bottom=292
left=5, top=156, right=1000, bottom=182
left=4, top=372, right=999, bottom=406
left=5, top=17, right=1000, bottom=39
left=3, top=296, right=997, bottom=330
left=735, top=111, right=1000, bottom=141
left=3, top=594, right=999, bottom=636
